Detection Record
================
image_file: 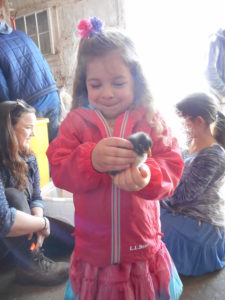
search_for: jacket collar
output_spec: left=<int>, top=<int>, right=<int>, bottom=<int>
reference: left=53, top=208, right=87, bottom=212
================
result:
left=0, top=22, right=13, bottom=34
left=75, top=105, right=147, bottom=138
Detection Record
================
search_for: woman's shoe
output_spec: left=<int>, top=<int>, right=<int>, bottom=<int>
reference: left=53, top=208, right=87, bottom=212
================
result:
left=15, top=248, right=69, bottom=286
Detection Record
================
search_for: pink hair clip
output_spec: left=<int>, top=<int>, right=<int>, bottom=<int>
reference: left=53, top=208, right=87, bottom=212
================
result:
left=77, top=16, right=103, bottom=38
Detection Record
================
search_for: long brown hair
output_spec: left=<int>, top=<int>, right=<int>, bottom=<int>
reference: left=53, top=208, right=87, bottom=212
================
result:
left=71, top=30, right=153, bottom=111
left=0, top=100, right=36, bottom=190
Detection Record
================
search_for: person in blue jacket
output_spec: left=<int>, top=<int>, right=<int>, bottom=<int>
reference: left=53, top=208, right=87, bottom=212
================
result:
left=0, top=100, right=69, bottom=287
left=0, top=14, right=60, bottom=142
left=205, top=28, right=225, bottom=103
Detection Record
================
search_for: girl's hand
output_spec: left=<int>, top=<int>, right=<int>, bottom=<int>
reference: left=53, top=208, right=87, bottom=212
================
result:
left=113, top=163, right=151, bottom=192
left=92, top=137, right=136, bottom=173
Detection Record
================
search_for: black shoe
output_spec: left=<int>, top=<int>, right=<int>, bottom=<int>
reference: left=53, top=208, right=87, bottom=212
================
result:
left=15, top=248, right=69, bottom=286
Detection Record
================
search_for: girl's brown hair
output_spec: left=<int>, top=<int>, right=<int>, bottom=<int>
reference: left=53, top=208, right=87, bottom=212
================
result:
left=71, top=30, right=153, bottom=111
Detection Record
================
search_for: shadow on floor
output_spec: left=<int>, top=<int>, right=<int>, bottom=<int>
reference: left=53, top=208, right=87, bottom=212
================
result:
left=180, top=268, right=225, bottom=300
left=0, top=253, right=70, bottom=300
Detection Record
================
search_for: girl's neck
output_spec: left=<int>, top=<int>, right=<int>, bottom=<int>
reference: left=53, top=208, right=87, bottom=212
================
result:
left=106, top=118, right=116, bottom=128
left=105, top=118, right=116, bottom=135
left=189, top=132, right=217, bottom=154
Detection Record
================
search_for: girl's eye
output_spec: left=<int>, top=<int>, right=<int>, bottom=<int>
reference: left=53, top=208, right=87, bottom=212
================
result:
left=114, top=82, right=126, bottom=87
left=89, top=83, right=101, bottom=89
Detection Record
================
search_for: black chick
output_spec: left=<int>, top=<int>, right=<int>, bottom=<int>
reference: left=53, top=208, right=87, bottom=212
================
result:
left=127, top=132, right=152, bottom=168
left=109, top=132, right=153, bottom=176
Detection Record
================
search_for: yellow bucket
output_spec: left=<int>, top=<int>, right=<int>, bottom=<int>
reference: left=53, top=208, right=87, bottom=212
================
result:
left=30, top=118, right=50, bottom=188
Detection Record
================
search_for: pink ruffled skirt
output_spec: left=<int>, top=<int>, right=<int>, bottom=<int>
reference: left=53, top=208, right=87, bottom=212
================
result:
left=65, top=243, right=182, bottom=300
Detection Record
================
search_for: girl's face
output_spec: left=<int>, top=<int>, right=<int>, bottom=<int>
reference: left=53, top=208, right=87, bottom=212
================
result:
left=183, top=116, right=204, bottom=139
left=14, top=112, right=36, bottom=152
left=86, top=51, right=134, bottom=122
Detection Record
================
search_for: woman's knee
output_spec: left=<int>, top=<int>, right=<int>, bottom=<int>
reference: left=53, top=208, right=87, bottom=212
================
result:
left=5, top=188, right=30, bottom=213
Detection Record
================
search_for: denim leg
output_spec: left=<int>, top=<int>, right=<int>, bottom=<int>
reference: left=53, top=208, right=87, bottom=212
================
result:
left=0, top=188, right=31, bottom=266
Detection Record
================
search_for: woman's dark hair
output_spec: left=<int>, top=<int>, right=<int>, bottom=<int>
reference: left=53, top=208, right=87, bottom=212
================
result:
left=176, top=92, right=225, bottom=148
left=0, top=100, right=36, bottom=190
left=213, top=111, right=225, bottom=148
left=71, top=29, right=153, bottom=110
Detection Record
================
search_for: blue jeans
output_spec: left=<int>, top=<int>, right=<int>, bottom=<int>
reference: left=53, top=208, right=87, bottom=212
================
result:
left=161, top=207, right=225, bottom=276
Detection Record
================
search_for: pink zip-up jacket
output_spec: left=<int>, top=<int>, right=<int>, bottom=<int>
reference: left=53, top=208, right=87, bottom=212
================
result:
left=46, top=106, right=184, bottom=266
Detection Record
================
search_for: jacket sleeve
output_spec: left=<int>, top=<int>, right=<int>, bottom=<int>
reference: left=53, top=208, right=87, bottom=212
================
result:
left=137, top=116, right=184, bottom=201
left=46, top=113, right=105, bottom=194
left=29, top=156, right=45, bottom=210
left=205, top=40, right=225, bottom=97
left=0, top=68, right=10, bottom=101
left=168, top=148, right=224, bottom=205
left=0, top=173, right=16, bottom=237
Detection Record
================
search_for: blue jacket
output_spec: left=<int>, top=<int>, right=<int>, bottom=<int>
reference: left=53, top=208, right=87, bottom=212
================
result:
left=0, top=155, right=44, bottom=237
left=205, top=29, right=225, bottom=99
left=0, top=24, right=57, bottom=103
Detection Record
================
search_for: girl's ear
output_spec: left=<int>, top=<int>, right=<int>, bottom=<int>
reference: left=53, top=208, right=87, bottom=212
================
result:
left=195, top=116, right=206, bottom=127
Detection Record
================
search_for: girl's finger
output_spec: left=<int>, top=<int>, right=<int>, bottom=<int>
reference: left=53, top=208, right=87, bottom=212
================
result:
left=139, top=166, right=148, bottom=178
left=106, top=137, right=134, bottom=149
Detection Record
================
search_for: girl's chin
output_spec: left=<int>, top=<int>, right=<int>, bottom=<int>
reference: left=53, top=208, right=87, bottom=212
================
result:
left=100, top=109, right=124, bottom=120
left=20, top=144, right=30, bottom=152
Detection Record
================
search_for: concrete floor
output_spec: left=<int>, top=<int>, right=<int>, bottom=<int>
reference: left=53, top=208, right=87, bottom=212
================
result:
left=0, top=256, right=69, bottom=300
left=1, top=266, right=225, bottom=299
left=180, top=269, right=225, bottom=300
left=0, top=279, right=67, bottom=300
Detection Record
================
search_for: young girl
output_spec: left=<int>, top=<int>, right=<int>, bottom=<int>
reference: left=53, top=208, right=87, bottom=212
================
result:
left=47, top=17, right=184, bottom=300
left=161, top=93, right=225, bottom=276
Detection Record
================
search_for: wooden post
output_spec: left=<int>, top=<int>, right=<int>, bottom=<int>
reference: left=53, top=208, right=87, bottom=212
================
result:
left=0, top=0, right=11, bottom=25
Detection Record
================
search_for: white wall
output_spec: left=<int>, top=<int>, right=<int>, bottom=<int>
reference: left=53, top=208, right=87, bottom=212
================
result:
left=124, top=0, right=225, bottom=146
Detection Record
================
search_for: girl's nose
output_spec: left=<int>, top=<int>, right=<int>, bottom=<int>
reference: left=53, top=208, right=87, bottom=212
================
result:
left=31, top=128, right=35, bottom=137
left=101, top=84, right=114, bottom=98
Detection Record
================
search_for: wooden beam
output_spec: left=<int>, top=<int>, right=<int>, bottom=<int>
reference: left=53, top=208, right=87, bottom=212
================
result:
left=0, top=0, right=11, bottom=24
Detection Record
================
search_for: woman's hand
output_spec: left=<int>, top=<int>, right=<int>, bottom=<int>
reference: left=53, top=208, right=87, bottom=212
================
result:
left=34, top=217, right=50, bottom=250
left=112, top=163, right=151, bottom=192
left=40, top=217, right=50, bottom=238
left=35, top=231, right=45, bottom=249
left=26, top=217, right=50, bottom=250
left=92, top=137, right=136, bottom=173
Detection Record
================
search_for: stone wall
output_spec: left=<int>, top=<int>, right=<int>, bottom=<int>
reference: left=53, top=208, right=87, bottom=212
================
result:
left=10, top=0, right=125, bottom=94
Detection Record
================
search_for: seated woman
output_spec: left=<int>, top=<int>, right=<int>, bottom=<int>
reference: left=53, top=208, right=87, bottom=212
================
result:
left=161, top=92, right=225, bottom=276
left=0, top=100, right=69, bottom=286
